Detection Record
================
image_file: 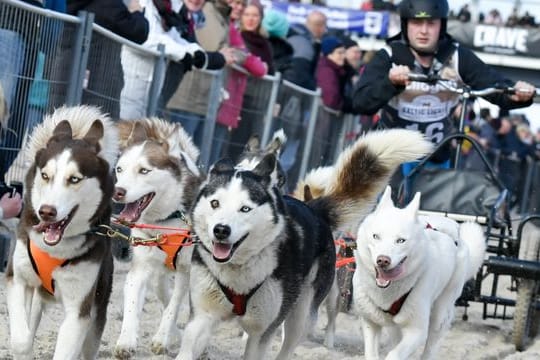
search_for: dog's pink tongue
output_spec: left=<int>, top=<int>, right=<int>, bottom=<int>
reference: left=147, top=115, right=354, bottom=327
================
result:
left=377, top=264, right=405, bottom=282
left=119, top=203, right=140, bottom=222
left=213, top=243, right=232, bottom=260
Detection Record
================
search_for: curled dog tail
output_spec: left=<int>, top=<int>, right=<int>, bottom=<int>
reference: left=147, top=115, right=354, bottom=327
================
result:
left=459, top=222, right=487, bottom=280
left=309, top=129, right=433, bottom=232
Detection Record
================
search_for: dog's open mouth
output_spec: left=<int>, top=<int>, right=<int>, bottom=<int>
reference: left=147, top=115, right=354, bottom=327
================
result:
left=212, top=233, right=249, bottom=263
left=33, top=206, right=78, bottom=246
left=375, top=257, right=407, bottom=288
left=118, top=192, right=155, bottom=223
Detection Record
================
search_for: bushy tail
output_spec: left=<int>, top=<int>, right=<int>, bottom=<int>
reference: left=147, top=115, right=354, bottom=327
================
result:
left=459, top=222, right=487, bottom=279
left=308, top=129, right=433, bottom=232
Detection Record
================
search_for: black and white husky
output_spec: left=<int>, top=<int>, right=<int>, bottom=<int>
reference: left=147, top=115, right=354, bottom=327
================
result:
left=176, top=129, right=433, bottom=360
left=112, top=118, right=202, bottom=358
left=6, top=106, right=118, bottom=359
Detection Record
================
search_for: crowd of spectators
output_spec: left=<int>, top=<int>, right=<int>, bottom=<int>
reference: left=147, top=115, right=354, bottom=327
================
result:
left=458, top=106, right=540, bottom=208
left=0, top=0, right=538, bottom=201
left=452, top=4, right=538, bottom=27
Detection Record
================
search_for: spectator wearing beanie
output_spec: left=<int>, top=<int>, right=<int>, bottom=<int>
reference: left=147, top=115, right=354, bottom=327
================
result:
left=311, top=35, right=347, bottom=166
left=262, top=9, right=293, bottom=74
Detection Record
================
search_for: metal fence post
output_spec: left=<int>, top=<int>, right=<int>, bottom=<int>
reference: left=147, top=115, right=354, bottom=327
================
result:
left=299, top=88, right=321, bottom=180
left=200, top=70, right=224, bottom=168
left=261, top=72, right=281, bottom=146
left=146, top=44, right=166, bottom=117
left=66, top=11, right=93, bottom=106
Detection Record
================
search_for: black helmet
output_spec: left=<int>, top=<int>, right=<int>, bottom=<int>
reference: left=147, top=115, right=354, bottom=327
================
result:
left=399, top=0, right=449, bottom=20
left=399, top=0, right=449, bottom=47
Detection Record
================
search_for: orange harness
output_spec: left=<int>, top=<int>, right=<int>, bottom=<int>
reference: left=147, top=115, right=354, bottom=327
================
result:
left=27, top=240, right=69, bottom=295
left=156, top=233, right=191, bottom=270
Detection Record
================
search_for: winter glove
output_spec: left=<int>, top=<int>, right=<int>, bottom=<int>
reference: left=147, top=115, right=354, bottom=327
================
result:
left=180, top=53, right=193, bottom=71
left=192, top=50, right=207, bottom=69
left=204, top=51, right=226, bottom=70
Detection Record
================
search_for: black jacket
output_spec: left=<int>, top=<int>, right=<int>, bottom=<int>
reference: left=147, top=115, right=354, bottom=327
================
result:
left=67, top=0, right=149, bottom=44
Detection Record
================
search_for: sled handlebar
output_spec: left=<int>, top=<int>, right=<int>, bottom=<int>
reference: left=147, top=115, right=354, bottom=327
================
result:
left=407, top=73, right=539, bottom=98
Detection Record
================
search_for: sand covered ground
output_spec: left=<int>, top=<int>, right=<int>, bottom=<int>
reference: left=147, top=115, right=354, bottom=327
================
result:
left=0, top=252, right=539, bottom=360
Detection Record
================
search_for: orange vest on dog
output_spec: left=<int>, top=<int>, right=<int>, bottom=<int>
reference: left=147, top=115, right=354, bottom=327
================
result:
left=27, top=240, right=69, bottom=295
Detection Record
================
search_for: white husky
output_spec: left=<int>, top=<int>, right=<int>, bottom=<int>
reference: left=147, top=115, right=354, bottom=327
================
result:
left=353, top=186, right=486, bottom=360
left=112, top=118, right=202, bottom=358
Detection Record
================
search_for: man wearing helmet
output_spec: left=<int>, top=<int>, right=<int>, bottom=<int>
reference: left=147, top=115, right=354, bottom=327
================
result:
left=351, top=0, right=535, bottom=198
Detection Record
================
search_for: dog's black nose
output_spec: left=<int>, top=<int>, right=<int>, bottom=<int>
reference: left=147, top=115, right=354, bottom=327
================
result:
left=39, top=205, right=57, bottom=221
left=113, top=187, right=126, bottom=201
left=376, top=255, right=391, bottom=268
left=213, top=224, right=231, bottom=240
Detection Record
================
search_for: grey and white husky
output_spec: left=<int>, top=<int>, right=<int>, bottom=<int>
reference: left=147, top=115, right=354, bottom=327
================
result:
left=112, top=118, right=202, bottom=358
left=176, top=129, right=433, bottom=360
left=6, top=106, right=118, bottom=359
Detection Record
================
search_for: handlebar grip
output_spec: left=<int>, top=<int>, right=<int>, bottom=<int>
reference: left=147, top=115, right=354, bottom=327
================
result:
left=408, top=73, right=442, bottom=83
left=408, top=73, right=430, bottom=82
left=506, top=87, right=540, bottom=96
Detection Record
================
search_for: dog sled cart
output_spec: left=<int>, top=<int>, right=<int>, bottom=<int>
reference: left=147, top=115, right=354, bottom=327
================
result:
left=398, top=74, right=540, bottom=351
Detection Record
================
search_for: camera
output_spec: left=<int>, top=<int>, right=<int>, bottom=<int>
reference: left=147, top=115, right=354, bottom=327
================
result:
left=0, top=181, right=23, bottom=198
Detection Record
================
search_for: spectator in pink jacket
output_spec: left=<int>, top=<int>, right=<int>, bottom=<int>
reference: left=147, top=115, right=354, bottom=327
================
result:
left=210, top=0, right=267, bottom=165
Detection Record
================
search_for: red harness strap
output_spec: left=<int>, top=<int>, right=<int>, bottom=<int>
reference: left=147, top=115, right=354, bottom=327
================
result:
left=27, top=240, right=69, bottom=295
left=384, top=290, right=411, bottom=316
left=218, top=281, right=262, bottom=316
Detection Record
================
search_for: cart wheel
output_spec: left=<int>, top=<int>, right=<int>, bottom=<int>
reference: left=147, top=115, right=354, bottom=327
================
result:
left=513, top=279, right=539, bottom=351
left=513, top=219, right=540, bottom=351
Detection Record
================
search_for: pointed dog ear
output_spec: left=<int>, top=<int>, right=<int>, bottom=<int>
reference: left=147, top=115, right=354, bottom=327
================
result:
left=406, top=191, right=421, bottom=215
left=252, top=153, right=276, bottom=179
left=83, top=119, right=104, bottom=148
left=51, top=120, right=73, bottom=140
left=180, top=151, right=200, bottom=177
left=209, top=158, right=235, bottom=177
left=375, top=185, right=394, bottom=212
left=127, top=121, right=147, bottom=146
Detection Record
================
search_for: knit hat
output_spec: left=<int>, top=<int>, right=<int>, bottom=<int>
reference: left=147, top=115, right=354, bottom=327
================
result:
left=321, top=36, right=344, bottom=56
left=262, top=9, right=289, bottom=38
left=341, top=36, right=358, bottom=49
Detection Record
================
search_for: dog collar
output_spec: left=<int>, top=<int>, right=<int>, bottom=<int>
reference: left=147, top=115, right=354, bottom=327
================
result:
left=218, top=280, right=262, bottom=316
left=383, top=289, right=411, bottom=316
left=27, top=240, right=69, bottom=295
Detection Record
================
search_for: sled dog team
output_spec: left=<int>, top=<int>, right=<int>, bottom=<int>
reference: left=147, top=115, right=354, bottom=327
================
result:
left=5, top=105, right=486, bottom=360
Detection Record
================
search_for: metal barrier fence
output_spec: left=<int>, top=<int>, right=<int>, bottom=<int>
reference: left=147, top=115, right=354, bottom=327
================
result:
left=519, top=158, right=540, bottom=215
left=0, top=0, right=359, bottom=191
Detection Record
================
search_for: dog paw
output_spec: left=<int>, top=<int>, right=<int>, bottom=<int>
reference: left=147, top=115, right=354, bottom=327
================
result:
left=113, top=346, right=135, bottom=359
left=151, top=340, right=167, bottom=355
left=11, top=339, right=32, bottom=359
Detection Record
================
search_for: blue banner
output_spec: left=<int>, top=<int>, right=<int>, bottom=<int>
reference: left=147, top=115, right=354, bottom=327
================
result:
left=266, top=1, right=390, bottom=37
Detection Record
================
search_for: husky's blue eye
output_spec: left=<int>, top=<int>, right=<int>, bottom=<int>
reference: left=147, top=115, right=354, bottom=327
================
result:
left=116, top=166, right=122, bottom=173
left=372, top=233, right=380, bottom=240
left=41, top=172, right=49, bottom=181
left=68, top=176, right=82, bottom=184
left=139, top=168, right=150, bottom=174
left=210, top=200, right=219, bottom=209
left=396, top=237, right=406, bottom=244
left=240, top=206, right=252, bottom=213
